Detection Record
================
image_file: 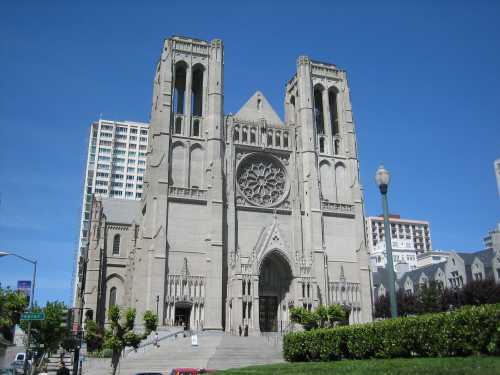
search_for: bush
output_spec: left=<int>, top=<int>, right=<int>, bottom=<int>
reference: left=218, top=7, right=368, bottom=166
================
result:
left=289, top=304, right=349, bottom=331
left=284, top=303, right=500, bottom=362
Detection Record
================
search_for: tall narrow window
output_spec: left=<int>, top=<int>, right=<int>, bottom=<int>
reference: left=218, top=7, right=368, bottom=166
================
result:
left=175, top=117, right=182, bottom=134
left=242, top=302, right=246, bottom=319
left=319, top=137, right=325, bottom=153
left=314, top=86, right=324, bottom=135
left=250, top=128, right=256, bottom=144
left=174, top=63, right=187, bottom=114
left=242, top=280, right=246, bottom=295
left=193, top=119, right=200, bottom=137
left=283, top=132, right=289, bottom=148
left=109, top=287, right=117, bottom=309
left=290, top=96, right=296, bottom=123
left=334, top=139, right=340, bottom=155
left=247, top=281, right=251, bottom=295
left=112, top=234, right=120, bottom=255
left=242, top=127, right=248, bottom=142
left=234, top=126, right=240, bottom=142
left=248, top=302, right=252, bottom=319
left=329, top=89, right=339, bottom=137
left=191, top=66, right=204, bottom=116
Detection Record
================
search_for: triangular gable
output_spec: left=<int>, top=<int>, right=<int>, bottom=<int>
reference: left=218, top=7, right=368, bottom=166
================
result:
left=235, top=91, right=284, bottom=125
left=253, top=217, right=288, bottom=260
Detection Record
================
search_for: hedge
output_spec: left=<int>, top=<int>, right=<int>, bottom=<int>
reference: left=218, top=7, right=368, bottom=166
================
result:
left=283, top=303, right=500, bottom=362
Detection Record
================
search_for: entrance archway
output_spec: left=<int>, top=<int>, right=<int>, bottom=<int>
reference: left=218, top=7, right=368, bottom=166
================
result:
left=258, top=251, right=293, bottom=332
left=174, top=301, right=191, bottom=329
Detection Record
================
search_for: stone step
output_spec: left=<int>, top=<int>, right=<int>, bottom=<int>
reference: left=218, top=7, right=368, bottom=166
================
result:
left=82, top=332, right=284, bottom=375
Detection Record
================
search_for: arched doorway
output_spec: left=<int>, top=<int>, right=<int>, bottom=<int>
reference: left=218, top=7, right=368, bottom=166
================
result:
left=258, top=251, right=293, bottom=332
left=174, top=301, right=191, bottom=329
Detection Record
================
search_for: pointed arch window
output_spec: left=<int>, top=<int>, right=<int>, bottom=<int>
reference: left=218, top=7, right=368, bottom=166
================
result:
left=242, top=127, right=248, bottom=143
left=250, top=128, right=256, bottom=144
left=109, top=287, right=117, bottom=309
left=234, top=126, right=240, bottom=142
left=329, top=89, right=339, bottom=137
left=112, top=234, right=120, bottom=255
left=314, top=86, right=325, bottom=135
left=290, top=96, right=296, bottom=123
left=191, top=66, right=204, bottom=116
left=174, top=63, right=187, bottom=114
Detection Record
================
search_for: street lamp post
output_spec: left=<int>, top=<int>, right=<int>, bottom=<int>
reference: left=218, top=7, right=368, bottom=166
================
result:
left=0, top=251, right=37, bottom=373
left=375, top=165, right=398, bottom=319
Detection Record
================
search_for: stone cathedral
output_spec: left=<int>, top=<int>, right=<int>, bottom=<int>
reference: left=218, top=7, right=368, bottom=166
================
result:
left=83, top=35, right=372, bottom=334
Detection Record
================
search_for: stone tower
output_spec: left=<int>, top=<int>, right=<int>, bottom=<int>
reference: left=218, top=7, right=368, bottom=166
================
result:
left=130, top=36, right=225, bottom=330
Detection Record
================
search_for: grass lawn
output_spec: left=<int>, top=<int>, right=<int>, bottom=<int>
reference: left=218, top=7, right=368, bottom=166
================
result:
left=217, top=356, right=500, bottom=375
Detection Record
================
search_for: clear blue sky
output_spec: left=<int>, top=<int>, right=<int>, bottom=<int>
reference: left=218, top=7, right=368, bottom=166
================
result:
left=0, top=1, right=499, bottom=305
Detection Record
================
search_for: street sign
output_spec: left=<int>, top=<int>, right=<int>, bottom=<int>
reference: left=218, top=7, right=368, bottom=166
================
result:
left=21, top=312, right=45, bottom=321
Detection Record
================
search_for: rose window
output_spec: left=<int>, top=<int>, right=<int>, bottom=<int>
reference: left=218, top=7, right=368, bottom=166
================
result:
left=237, top=155, right=287, bottom=207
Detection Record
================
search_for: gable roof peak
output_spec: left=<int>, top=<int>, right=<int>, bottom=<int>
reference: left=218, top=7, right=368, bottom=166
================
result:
left=235, top=91, right=283, bottom=125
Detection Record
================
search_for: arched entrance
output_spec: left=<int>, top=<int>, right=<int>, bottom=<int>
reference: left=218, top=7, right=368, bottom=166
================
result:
left=258, top=251, right=293, bottom=332
left=174, top=301, right=191, bottom=329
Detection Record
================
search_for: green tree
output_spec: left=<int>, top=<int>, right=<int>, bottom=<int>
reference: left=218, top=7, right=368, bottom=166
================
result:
left=316, top=305, right=328, bottom=328
left=0, top=287, right=28, bottom=341
left=327, top=304, right=349, bottom=326
left=84, top=319, right=104, bottom=352
left=103, top=305, right=157, bottom=375
left=20, top=301, right=72, bottom=354
left=417, top=281, right=442, bottom=314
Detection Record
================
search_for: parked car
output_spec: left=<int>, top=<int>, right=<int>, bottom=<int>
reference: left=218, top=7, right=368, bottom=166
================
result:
left=169, top=369, right=216, bottom=375
left=9, top=360, right=24, bottom=375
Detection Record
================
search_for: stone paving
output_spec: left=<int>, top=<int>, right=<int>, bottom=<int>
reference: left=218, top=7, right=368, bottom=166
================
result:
left=82, top=332, right=284, bottom=375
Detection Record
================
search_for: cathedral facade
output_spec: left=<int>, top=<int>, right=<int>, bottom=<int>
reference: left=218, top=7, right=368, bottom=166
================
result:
left=82, top=35, right=372, bottom=334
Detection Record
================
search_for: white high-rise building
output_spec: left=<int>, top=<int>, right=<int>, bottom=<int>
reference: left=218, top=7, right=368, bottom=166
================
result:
left=495, top=159, right=500, bottom=196
left=366, top=214, right=432, bottom=255
left=73, top=119, right=149, bottom=302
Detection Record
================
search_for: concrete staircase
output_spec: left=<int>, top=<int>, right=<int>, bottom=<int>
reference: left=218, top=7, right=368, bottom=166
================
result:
left=207, top=334, right=284, bottom=370
left=82, top=331, right=284, bottom=375
left=45, top=350, right=73, bottom=373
